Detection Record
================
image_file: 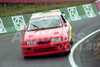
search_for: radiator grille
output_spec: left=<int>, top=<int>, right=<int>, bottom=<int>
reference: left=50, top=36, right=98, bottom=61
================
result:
left=34, top=47, right=56, bottom=53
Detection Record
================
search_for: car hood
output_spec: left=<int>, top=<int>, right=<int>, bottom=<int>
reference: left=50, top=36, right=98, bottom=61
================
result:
left=24, top=27, right=64, bottom=41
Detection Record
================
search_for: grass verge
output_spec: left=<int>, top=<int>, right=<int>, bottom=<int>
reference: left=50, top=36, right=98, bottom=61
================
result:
left=0, top=3, right=88, bottom=17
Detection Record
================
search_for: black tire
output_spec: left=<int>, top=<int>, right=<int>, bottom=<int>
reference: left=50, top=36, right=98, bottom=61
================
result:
left=63, top=44, right=71, bottom=55
left=24, top=56, right=29, bottom=59
left=70, top=38, right=73, bottom=45
left=64, top=50, right=70, bottom=55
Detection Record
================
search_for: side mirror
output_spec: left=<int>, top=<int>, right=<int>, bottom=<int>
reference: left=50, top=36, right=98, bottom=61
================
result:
left=24, top=28, right=27, bottom=32
left=64, top=23, right=67, bottom=27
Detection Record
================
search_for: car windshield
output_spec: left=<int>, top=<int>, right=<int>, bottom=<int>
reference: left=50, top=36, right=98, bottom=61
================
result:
left=27, top=16, right=63, bottom=31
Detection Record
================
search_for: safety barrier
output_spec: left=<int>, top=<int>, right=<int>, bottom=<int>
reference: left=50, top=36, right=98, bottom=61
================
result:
left=0, top=14, right=32, bottom=35
left=60, top=3, right=99, bottom=22
left=0, top=3, right=99, bottom=35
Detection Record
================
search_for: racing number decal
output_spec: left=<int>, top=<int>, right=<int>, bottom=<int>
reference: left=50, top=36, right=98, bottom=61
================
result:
left=12, top=16, right=26, bottom=31
left=0, top=18, right=7, bottom=34
left=83, top=4, right=96, bottom=18
left=67, top=7, right=81, bottom=21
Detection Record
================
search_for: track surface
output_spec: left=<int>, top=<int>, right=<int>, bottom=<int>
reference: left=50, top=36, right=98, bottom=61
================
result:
left=0, top=16, right=100, bottom=67
left=78, top=32, right=100, bottom=67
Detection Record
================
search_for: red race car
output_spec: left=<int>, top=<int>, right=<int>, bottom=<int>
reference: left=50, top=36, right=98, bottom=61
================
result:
left=22, top=11, right=73, bottom=58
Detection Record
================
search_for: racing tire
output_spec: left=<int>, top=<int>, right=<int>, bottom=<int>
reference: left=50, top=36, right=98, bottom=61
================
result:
left=24, top=56, right=29, bottom=59
left=63, top=50, right=70, bottom=55
left=70, top=38, right=73, bottom=45
left=63, top=44, right=71, bottom=55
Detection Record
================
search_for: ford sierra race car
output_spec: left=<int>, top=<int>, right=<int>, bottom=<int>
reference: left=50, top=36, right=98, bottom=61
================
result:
left=22, top=11, right=73, bottom=58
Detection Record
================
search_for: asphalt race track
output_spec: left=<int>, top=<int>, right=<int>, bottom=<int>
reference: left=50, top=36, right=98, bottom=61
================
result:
left=0, top=16, right=100, bottom=67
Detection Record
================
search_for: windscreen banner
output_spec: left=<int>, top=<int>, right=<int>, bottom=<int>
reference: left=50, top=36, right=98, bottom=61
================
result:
left=0, top=0, right=94, bottom=3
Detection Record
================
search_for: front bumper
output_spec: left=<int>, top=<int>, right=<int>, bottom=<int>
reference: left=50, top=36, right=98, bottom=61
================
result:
left=22, top=41, right=70, bottom=57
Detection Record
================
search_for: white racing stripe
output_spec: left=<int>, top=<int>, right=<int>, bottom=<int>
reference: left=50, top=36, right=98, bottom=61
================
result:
left=68, top=29, right=100, bottom=67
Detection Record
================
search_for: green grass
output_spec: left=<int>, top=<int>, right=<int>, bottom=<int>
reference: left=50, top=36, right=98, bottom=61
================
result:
left=0, top=3, right=89, bottom=17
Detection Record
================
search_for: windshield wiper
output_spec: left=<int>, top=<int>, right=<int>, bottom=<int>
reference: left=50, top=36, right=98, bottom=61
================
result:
left=32, top=24, right=40, bottom=29
left=29, top=25, right=46, bottom=31
left=49, top=26, right=61, bottom=28
left=40, top=27, right=46, bottom=29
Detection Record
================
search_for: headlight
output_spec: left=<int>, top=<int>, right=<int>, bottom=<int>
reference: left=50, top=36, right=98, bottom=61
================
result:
left=27, top=41, right=36, bottom=45
left=51, top=37, right=61, bottom=43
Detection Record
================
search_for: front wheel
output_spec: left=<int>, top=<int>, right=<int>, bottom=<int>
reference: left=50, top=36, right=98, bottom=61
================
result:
left=24, top=56, right=29, bottom=59
left=63, top=50, right=70, bottom=55
left=70, top=38, right=73, bottom=45
left=63, top=44, right=71, bottom=55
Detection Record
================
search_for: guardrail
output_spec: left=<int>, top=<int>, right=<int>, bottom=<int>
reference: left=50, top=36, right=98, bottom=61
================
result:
left=0, top=3, right=99, bottom=35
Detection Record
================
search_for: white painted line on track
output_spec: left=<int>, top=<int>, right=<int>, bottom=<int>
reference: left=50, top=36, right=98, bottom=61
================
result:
left=68, top=29, right=100, bottom=67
